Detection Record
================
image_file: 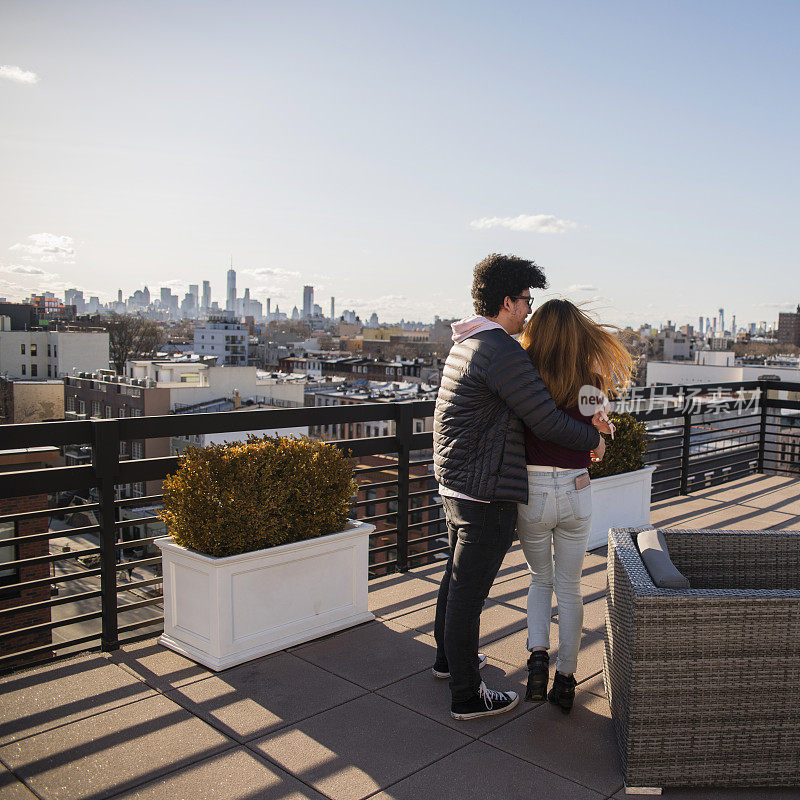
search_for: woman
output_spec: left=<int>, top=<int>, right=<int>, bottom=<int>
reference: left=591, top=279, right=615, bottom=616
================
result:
left=516, top=299, right=633, bottom=714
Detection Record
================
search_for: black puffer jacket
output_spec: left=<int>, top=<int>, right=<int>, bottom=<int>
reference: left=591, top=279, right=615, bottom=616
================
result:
left=433, top=329, right=600, bottom=502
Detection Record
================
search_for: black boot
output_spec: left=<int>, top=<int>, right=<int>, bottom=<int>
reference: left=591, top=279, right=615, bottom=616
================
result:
left=525, top=650, right=549, bottom=702
left=547, top=671, right=577, bottom=714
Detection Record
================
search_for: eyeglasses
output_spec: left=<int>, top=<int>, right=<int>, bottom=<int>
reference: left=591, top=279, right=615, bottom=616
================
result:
left=511, top=295, right=533, bottom=309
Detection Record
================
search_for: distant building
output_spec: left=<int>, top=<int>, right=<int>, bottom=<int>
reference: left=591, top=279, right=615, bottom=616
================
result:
left=302, top=286, right=313, bottom=319
left=0, top=378, right=65, bottom=424
left=226, top=268, right=236, bottom=312
left=778, top=305, right=800, bottom=347
left=0, top=330, right=110, bottom=380
left=193, top=317, right=248, bottom=366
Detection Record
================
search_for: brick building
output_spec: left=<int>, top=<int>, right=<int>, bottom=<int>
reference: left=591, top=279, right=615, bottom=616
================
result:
left=0, top=447, right=59, bottom=669
left=778, top=305, right=800, bottom=347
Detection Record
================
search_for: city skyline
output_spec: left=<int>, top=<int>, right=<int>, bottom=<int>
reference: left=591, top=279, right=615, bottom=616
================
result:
left=1, top=2, right=797, bottom=327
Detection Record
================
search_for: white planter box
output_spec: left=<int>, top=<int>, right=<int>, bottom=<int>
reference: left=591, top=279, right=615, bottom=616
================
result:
left=587, top=466, right=656, bottom=551
left=156, top=520, right=375, bottom=670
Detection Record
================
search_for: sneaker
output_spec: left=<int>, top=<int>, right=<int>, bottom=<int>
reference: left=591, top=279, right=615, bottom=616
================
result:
left=451, top=681, right=520, bottom=720
left=432, top=652, right=487, bottom=679
left=525, top=650, right=550, bottom=702
left=547, top=671, right=577, bottom=714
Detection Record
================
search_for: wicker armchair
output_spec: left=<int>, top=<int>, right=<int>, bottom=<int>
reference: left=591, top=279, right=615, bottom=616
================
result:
left=605, top=527, right=800, bottom=792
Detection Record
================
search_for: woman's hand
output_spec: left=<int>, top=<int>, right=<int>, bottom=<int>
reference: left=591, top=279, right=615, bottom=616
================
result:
left=592, top=411, right=613, bottom=435
left=591, top=435, right=606, bottom=463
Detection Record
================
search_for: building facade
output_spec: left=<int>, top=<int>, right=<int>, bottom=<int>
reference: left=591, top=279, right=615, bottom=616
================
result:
left=193, top=318, right=248, bottom=366
left=0, top=330, right=110, bottom=380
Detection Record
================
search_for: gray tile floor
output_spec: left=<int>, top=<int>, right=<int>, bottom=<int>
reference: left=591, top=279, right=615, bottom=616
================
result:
left=2, top=474, right=799, bottom=800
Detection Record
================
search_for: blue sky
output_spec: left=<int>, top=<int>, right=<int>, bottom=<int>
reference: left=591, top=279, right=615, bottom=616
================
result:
left=1, top=1, right=797, bottom=327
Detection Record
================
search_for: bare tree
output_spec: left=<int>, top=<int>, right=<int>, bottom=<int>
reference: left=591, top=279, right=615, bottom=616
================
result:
left=105, top=315, right=165, bottom=374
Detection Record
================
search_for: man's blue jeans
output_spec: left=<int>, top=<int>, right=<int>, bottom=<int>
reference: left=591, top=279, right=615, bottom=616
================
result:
left=433, top=496, right=517, bottom=703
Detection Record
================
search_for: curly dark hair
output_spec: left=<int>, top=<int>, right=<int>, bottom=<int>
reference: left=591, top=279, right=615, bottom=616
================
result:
left=471, top=254, right=548, bottom=317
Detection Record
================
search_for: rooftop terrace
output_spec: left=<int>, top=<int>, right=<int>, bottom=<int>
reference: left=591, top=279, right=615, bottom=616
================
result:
left=3, top=473, right=800, bottom=800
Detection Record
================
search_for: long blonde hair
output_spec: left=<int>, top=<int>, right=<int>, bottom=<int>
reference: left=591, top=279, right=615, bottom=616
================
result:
left=517, top=299, right=633, bottom=407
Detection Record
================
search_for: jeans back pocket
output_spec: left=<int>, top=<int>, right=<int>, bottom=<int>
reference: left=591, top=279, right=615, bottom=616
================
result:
left=566, top=485, right=592, bottom=521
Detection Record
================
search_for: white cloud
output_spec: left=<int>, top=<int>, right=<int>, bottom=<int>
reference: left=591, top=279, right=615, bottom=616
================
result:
left=1, top=264, right=51, bottom=275
left=0, top=65, right=39, bottom=84
left=568, top=284, right=598, bottom=292
left=10, top=233, right=75, bottom=263
left=758, top=301, right=796, bottom=308
left=469, top=214, right=578, bottom=234
left=241, top=267, right=301, bottom=280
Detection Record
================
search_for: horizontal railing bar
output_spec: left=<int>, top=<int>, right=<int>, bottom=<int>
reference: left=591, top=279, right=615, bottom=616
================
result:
left=353, top=494, right=399, bottom=509
left=9, top=566, right=102, bottom=592
left=0, top=587, right=101, bottom=617
left=116, top=617, right=164, bottom=634
left=0, top=502, right=99, bottom=524
left=408, top=518, right=446, bottom=532
left=368, top=541, right=399, bottom=555
left=354, top=478, right=398, bottom=491
left=0, top=464, right=96, bottom=500
left=117, top=576, right=163, bottom=592
left=1, top=546, right=101, bottom=570
left=116, top=536, right=164, bottom=549
left=0, top=609, right=102, bottom=643
left=3, top=524, right=101, bottom=548
left=0, top=633, right=101, bottom=670
left=408, top=526, right=449, bottom=541
left=117, top=596, right=163, bottom=614
left=115, top=556, right=162, bottom=570
left=408, top=544, right=449, bottom=562
left=0, top=419, right=95, bottom=449
left=368, top=528, right=398, bottom=544
left=115, top=515, right=162, bottom=528
left=360, top=511, right=398, bottom=523
left=115, top=494, right=164, bottom=508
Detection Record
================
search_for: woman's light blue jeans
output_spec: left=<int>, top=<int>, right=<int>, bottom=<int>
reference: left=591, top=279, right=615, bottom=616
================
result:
left=517, top=466, right=592, bottom=674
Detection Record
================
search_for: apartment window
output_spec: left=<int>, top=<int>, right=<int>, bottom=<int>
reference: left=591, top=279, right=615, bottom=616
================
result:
left=91, top=401, right=101, bottom=417
left=105, top=405, right=112, bottom=418
left=20, top=344, right=25, bottom=355
left=20, top=365, right=26, bottom=376
left=30, top=343, right=37, bottom=356
left=0, top=521, right=18, bottom=588
left=415, top=421, right=423, bottom=433
left=133, top=482, right=145, bottom=498
left=365, top=488, right=377, bottom=518
left=30, top=364, right=38, bottom=377
left=118, top=407, right=125, bottom=418
left=47, top=344, right=51, bottom=357
left=120, top=441, right=128, bottom=456
left=53, top=345, right=57, bottom=357
left=47, top=365, right=52, bottom=377
left=130, top=408, right=142, bottom=417
left=131, top=441, right=144, bottom=459
left=78, top=399, right=86, bottom=414
left=67, top=396, right=76, bottom=412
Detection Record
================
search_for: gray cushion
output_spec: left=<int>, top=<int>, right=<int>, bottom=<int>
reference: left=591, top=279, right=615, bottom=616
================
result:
left=637, top=529, right=691, bottom=589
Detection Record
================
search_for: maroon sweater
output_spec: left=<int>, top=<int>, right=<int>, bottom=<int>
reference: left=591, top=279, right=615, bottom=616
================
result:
left=525, top=403, right=593, bottom=469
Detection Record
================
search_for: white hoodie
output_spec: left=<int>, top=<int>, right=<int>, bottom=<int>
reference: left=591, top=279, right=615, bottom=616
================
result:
left=438, top=315, right=508, bottom=503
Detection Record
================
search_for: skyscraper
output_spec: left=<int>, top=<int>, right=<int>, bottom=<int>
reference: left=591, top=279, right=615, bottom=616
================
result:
left=330, top=296, right=335, bottom=320
left=202, top=280, right=211, bottom=312
left=698, top=316, right=704, bottom=335
left=226, top=268, right=236, bottom=312
left=302, top=285, right=313, bottom=319
left=719, top=308, right=725, bottom=333
left=189, top=284, right=199, bottom=308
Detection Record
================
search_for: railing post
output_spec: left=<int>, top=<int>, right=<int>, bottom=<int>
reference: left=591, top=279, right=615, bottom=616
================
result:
left=680, top=410, right=691, bottom=496
left=757, top=379, right=769, bottom=473
left=395, top=402, right=414, bottom=572
left=92, top=419, right=121, bottom=652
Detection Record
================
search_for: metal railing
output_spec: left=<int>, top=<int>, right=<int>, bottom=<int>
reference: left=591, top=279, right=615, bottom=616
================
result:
left=0, top=379, right=798, bottom=672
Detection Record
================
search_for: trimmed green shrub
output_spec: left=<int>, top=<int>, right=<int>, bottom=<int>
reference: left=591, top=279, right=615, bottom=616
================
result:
left=588, top=412, right=648, bottom=480
left=160, top=435, right=357, bottom=558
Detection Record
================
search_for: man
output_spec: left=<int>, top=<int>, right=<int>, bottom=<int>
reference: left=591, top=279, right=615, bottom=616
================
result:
left=432, top=253, right=608, bottom=720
